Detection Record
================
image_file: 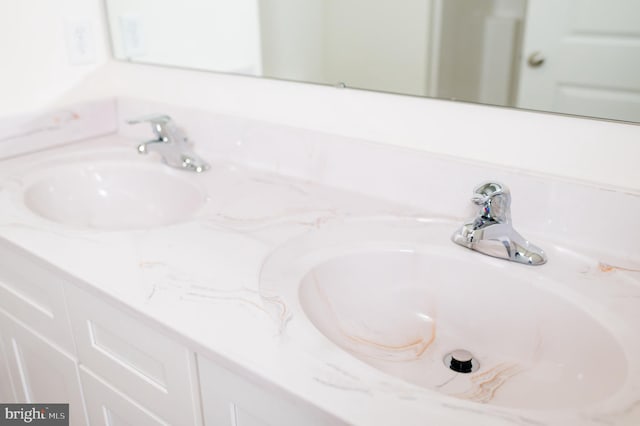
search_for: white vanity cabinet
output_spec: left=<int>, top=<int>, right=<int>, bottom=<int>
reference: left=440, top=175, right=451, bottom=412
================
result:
left=198, top=355, right=343, bottom=426
left=64, top=284, right=203, bottom=426
left=0, top=236, right=340, bottom=426
left=0, top=237, right=202, bottom=426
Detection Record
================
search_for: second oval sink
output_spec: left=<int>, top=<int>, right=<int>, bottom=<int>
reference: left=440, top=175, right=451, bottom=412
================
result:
left=260, top=218, right=631, bottom=411
left=300, top=248, right=626, bottom=409
left=23, top=161, right=204, bottom=230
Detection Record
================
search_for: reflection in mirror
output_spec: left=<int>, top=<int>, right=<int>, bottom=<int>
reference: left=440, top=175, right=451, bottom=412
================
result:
left=105, top=0, right=640, bottom=123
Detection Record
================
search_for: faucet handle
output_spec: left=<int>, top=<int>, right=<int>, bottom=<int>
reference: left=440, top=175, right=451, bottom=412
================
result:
left=470, top=182, right=511, bottom=223
left=471, top=182, right=508, bottom=205
left=126, top=114, right=172, bottom=126
left=127, top=114, right=186, bottom=144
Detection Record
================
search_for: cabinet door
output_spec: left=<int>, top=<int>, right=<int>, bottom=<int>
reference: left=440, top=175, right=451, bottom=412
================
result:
left=0, top=311, right=87, bottom=426
left=198, top=355, right=344, bottom=426
left=65, top=284, right=201, bottom=426
left=80, top=367, right=167, bottom=426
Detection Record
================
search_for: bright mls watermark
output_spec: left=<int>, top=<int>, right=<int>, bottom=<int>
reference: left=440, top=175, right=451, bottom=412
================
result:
left=0, top=404, right=68, bottom=425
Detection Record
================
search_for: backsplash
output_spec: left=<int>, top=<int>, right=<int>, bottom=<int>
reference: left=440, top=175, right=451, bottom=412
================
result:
left=117, top=97, right=640, bottom=266
left=0, top=99, right=117, bottom=159
left=59, top=61, right=640, bottom=192
left=0, top=96, right=636, bottom=264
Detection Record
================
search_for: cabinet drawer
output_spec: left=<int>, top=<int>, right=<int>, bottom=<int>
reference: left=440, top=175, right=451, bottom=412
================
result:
left=65, top=285, right=201, bottom=426
left=0, top=238, right=75, bottom=354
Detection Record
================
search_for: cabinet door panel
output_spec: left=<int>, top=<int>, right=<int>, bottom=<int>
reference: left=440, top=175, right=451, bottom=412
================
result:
left=0, top=311, right=87, bottom=426
left=80, top=367, right=168, bottom=426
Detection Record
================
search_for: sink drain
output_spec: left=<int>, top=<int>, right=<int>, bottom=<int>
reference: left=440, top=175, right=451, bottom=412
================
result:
left=444, top=349, right=480, bottom=373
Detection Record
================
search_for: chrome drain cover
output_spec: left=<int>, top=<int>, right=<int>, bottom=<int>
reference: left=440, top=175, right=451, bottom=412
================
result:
left=444, top=349, right=480, bottom=373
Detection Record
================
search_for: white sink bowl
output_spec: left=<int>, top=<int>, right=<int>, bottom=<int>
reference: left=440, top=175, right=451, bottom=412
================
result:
left=23, top=161, right=204, bottom=230
left=260, top=218, right=631, bottom=410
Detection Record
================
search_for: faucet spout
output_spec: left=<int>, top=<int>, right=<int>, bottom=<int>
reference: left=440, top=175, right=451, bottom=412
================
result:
left=452, top=182, right=547, bottom=265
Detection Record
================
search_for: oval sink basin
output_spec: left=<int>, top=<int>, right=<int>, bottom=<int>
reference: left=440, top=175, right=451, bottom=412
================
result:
left=260, top=218, right=630, bottom=410
left=300, top=249, right=626, bottom=409
left=23, top=162, right=204, bottom=230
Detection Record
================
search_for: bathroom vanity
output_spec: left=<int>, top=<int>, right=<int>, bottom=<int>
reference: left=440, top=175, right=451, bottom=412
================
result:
left=0, top=98, right=638, bottom=426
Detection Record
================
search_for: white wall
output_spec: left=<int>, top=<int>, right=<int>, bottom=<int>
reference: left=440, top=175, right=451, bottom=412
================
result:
left=260, top=0, right=325, bottom=83
left=437, top=0, right=525, bottom=105
left=261, top=0, right=433, bottom=96
left=0, top=0, right=109, bottom=115
left=323, top=0, right=433, bottom=96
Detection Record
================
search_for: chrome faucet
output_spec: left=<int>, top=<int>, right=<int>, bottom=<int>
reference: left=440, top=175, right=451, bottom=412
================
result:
left=452, top=182, right=547, bottom=265
left=127, top=114, right=209, bottom=173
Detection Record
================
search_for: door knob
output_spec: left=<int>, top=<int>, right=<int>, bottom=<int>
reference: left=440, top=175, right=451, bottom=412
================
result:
left=527, top=51, right=545, bottom=68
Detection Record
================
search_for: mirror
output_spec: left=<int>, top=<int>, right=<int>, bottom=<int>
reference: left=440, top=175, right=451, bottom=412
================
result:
left=105, top=0, right=640, bottom=123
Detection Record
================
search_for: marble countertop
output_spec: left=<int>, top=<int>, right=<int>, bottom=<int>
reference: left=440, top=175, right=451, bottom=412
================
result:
left=1, top=133, right=639, bottom=426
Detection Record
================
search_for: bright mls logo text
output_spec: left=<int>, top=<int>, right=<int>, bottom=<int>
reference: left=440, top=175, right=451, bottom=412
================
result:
left=4, top=407, right=48, bottom=423
left=1, top=404, right=68, bottom=425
